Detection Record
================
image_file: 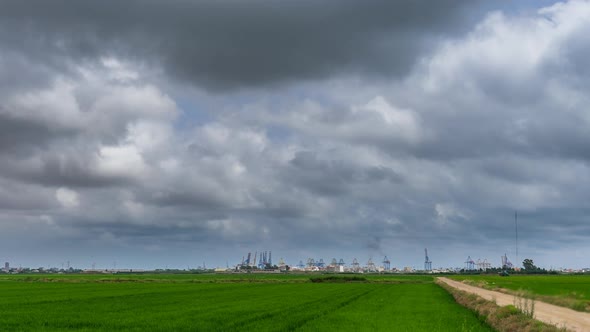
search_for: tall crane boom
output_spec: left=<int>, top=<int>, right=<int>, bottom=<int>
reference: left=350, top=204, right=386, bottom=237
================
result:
left=424, top=248, right=432, bottom=271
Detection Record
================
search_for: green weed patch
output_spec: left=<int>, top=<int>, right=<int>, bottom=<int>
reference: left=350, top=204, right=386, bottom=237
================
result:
left=309, top=275, right=367, bottom=283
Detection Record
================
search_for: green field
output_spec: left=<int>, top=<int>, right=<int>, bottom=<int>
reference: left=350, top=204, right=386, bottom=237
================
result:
left=0, top=274, right=492, bottom=331
left=449, top=274, right=590, bottom=312
left=0, top=273, right=430, bottom=283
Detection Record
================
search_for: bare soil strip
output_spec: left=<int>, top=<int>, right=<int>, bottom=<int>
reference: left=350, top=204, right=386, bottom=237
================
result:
left=439, top=277, right=590, bottom=332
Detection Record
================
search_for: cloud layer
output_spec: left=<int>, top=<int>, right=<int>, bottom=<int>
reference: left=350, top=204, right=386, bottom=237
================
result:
left=0, top=0, right=481, bottom=90
left=1, top=1, right=589, bottom=269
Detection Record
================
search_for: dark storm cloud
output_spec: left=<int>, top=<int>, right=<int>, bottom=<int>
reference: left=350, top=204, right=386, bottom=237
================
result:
left=0, top=112, right=75, bottom=155
left=0, top=51, right=57, bottom=95
left=403, top=102, right=590, bottom=162
left=0, top=179, right=57, bottom=210
left=0, top=0, right=481, bottom=90
left=1, top=153, right=131, bottom=188
left=140, top=189, right=229, bottom=209
left=284, top=150, right=404, bottom=196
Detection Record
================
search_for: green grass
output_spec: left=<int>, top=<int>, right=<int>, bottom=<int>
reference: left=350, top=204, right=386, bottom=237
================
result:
left=0, top=272, right=313, bottom=283
left=0, top=274, right=492, bottom=331
left=0, top=273, right=434, bottom=283
left=296, top=282, right=492, bottom=331
left=449, top=274, right=590, bottom=312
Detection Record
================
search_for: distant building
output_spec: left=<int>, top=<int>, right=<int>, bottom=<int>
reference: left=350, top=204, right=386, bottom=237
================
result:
left=4, top=262, right=9, bottom=273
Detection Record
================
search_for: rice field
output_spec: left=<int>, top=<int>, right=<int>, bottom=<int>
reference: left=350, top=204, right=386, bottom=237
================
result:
left=0, top=274, right=492, bottom=331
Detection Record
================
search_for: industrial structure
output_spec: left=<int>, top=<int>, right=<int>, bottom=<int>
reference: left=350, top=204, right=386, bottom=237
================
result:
left=515, top=211, right=519, bottom=266
left=234, top=248, right=523, bottom=274
left=464, top=256, right=475, bottom=270
left=366, top=258, right=376, bottom=272
left=326, top=258, right=345, bottom=272
left=424, top=249, right=432, bottom=271
left=382, top=256, right=390, bottom=271
left=257, top=251, right=272, bottom=269
left=239, top=251, right=273, bottom=269
left=317, top=258, right=325, bottom=268
left=501, top=253, right=513, bottom=269
left=476, top=259, right=491, bottom=271
left=278, top=258, right=286, bottom=269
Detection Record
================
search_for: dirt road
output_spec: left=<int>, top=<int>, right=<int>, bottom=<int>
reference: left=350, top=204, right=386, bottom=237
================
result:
left=438, top=277, right=590, bottom=331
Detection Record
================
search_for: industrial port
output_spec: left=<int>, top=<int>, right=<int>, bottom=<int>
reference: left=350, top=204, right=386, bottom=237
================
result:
left=3, top=250, right=588, bottom=275
left=228, top=249, right=534, bottom=274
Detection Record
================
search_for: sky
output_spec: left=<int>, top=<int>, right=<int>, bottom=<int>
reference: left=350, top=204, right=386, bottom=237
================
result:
left=1, top=0, right=589, bottom=270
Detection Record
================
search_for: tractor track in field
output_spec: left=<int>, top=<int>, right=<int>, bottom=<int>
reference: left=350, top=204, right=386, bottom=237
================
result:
left=438, top=277, right=590, bottom=332
left=289, top=287, right=377, bottom=331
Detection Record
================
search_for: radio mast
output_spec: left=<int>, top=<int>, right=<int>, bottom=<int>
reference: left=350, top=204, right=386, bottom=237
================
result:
left=515, top=211, right=518, bottom=266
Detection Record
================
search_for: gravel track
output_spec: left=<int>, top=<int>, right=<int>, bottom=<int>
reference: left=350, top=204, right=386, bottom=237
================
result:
left=438, top=277, right=590, bottom=331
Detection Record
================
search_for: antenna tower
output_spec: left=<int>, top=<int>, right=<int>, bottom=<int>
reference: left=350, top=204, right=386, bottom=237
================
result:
left=515, top=211, right=518, bottom=266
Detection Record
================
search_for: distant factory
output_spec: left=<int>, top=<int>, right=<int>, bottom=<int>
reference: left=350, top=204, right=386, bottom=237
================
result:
left=235, top=250, right=403, bottom=273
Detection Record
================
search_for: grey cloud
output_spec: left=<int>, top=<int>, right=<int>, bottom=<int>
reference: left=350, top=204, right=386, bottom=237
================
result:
left=3, top=1, right=590, bottom=270
left=0, top=58, right=179, bottom=189
left=242, top=190, right=315, bottom=220
left=0, top=52, right=57, bottom=95
left=366, top=236, right=383, bottom=254
left=364, top=166, right=404, bottom=183
left=0, top=112, right=76, bottom=155
left=284, top=151, right=404, bottom=197
left=0, top=0, right=481, bottom=90
left=0, top=179, right=57, bottom=210
left=286, top=151, right=356, bottom=196
left=141, top=189, right=229, bottom=209
left=1, top=152, right=131, bottom=188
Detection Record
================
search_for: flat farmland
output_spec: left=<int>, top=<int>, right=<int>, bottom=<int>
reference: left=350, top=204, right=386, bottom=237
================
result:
left=0, top=274, right=492, bottom=331
left=449, top=274, right=590, bottom=312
